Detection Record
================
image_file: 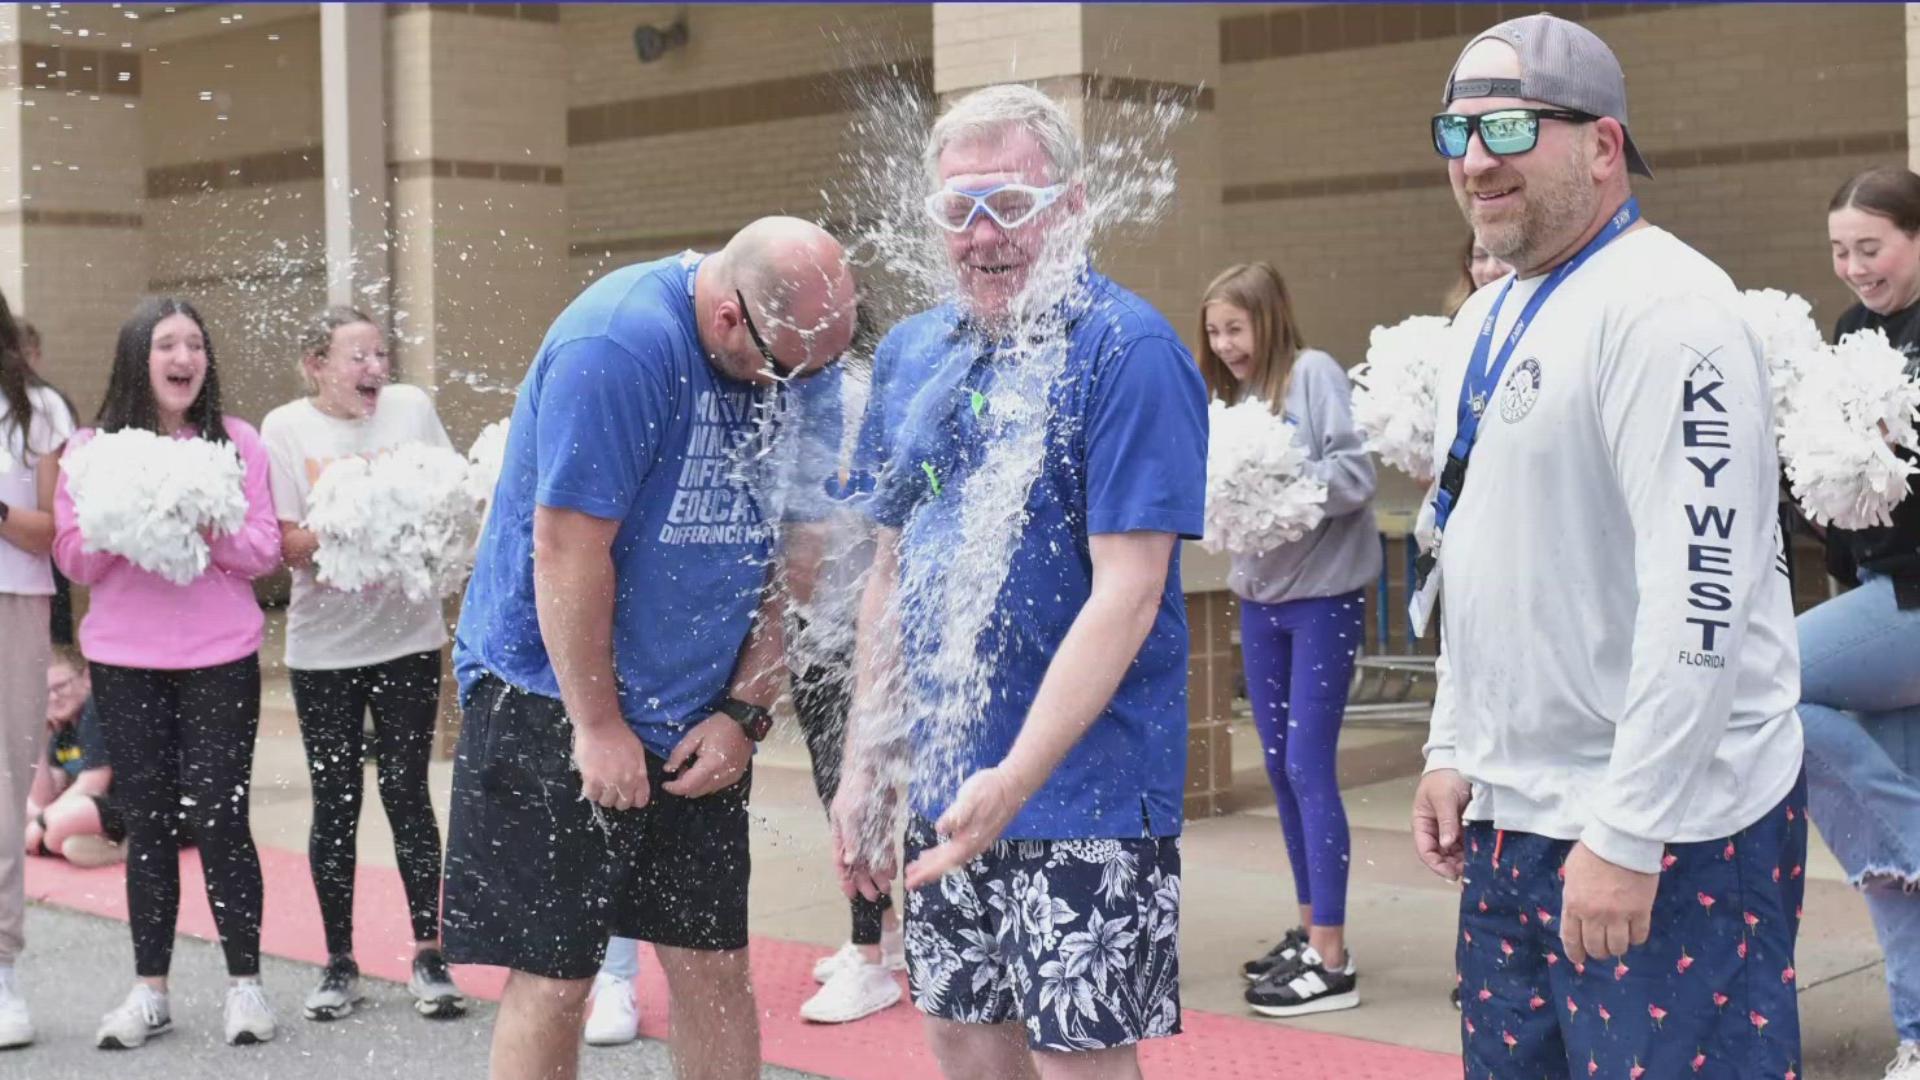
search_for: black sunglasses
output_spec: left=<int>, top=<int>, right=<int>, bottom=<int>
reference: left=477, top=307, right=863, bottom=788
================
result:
left=1432, top=107, right=1597, bottom=160
left=736, top=289, right=810, bottom=379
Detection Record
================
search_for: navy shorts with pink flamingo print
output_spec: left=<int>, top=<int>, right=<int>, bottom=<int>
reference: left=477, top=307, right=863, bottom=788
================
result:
left=1456, top=774, right=1808, bottom=1080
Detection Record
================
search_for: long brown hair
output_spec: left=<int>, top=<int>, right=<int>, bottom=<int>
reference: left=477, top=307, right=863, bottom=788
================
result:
left=1196, top=262, right=1305, bottom=414
left=0, top=289, right=42, bottom=457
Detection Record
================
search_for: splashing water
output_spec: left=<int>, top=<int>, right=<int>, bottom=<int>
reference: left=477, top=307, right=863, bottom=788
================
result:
left=784, top=74, right=1193, bottom=869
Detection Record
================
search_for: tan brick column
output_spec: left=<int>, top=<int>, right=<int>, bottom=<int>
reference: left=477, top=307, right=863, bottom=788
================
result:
left=933, top=4, right=1233, bottom=818
left=0, top=2, right=148, bottom=414
left=386, top=4, right=572, bottom=752
left=385, top=3, right=570, bottom=452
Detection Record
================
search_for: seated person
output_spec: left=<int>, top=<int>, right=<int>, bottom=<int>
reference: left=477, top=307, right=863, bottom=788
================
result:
left=24, top=648, right=124, bottom=867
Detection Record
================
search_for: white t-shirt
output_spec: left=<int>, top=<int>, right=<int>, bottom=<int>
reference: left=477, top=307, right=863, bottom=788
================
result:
left=0, top=384, right=75, bottom=596
left=1421, top=225, right=1804, bottom=874
left=261, top=383, right=454, bottom=670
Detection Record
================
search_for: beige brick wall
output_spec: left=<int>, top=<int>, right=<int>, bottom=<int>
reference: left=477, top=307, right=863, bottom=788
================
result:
left=562, top=2, right=932, bottom=289
left=568, top=3, right=929, bottom=105
left=139, top=14, right=325, bottom=426
left=385, top=6, right=571, bottom=448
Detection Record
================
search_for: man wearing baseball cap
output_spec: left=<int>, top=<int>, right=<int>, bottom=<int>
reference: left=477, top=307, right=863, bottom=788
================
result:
left=1408, top=14, right=1808, bottom=1077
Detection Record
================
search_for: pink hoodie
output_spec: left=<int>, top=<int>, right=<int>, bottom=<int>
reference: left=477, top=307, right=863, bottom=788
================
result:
left=54, top=417, right=282, bottom=670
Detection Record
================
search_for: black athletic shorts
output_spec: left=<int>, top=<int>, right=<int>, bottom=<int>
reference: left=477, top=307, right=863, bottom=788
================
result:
left=442, top=674, right=752, bottom=980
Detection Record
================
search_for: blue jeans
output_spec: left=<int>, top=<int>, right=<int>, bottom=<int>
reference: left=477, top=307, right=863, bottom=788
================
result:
left=1797, top=571, right=1920, bottom=1042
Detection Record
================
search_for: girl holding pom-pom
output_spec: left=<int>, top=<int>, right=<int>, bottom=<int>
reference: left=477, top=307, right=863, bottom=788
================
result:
left=259, top=308, right=465, bottom=1023
left=1799, top=166, right=1920, bottom=1074
left=1197, top=263, right=1379, bottom=1017
left=53, top=297, right=282, bottom=1049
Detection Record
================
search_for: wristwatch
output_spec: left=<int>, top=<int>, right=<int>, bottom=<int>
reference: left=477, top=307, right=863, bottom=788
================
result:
left=0, top=499, right=10, bottom=524
left=713, top=697, right=773, bottom=742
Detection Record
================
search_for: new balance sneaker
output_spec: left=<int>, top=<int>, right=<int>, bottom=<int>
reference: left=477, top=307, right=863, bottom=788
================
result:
left=409, top=949, right=467, bottom=1019
left=799, top=960, right=902, bottom=1024
left=1246, top=946, right=1359, bottom=1018
left=1241, top=926, right=1309, bottom=983
left=0, top=967, right=32, bottom=1049
left=303, top=955, right=362, bottom=1021
left=224, top=980, right=276, bottom=1045
left=1886, top=1041, right=1920, bottom=1080
left=810, top=925, right=907, bottom=984
left=95, top=983, right=171, bottom=1050
left=583, top=972, right=639, bottom=1047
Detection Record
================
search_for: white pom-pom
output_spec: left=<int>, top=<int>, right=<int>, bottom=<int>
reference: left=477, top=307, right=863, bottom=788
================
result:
left=1779, top=327, right=1920, bottom=529
left=1201, top=398, right=1328, bottom=556
left=465, top=418, right=510, bottom=504
left=307, top=443, right=481, bottom=602
left=1352, top=315, right=1453, bottom=482
left=1737, top=288, right=1825, bottom=422
left=61, top=429, right=249, bottom=585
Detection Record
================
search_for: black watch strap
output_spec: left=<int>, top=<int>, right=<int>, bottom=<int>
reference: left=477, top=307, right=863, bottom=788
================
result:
left=0, top=499, right=10, bottom=524
left=714, top=697, right=772, bottom=742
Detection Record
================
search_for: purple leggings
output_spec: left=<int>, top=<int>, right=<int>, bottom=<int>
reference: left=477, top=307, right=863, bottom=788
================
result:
left=1239, top=590, right=1362, bottom=927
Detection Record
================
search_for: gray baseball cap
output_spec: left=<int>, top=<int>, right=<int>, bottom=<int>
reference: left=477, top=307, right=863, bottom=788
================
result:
left=1441, top=13, right=1652, bottom=178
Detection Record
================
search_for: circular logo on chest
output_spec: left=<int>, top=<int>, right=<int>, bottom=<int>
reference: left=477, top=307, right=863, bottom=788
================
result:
left=1500, top=357, right=1542, bottom=423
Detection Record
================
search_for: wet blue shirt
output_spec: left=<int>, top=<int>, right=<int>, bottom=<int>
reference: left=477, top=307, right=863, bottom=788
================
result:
left=866, top=271, right=1208, bottom=840
left=454, top=254, right=775, bottom=757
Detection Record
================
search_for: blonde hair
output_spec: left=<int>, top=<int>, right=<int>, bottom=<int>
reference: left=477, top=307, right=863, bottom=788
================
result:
left=1196, top=262, right=1305, bottom=414
left=297, top=306, right=378, bottom=394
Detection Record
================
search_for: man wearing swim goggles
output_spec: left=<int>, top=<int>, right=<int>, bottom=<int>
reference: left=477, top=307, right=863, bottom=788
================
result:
left=919, top=133, right=1081, bottom=325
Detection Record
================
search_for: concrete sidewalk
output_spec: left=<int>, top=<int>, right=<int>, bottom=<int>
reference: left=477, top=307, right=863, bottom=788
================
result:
left=19, top=652, right=1902, bottom=1079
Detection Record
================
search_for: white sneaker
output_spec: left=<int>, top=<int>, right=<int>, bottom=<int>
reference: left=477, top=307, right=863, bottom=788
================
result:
left=224, top=980, right=276, bottom=1046
left=0, top=969, right=32, bottom=1048
left=95, top=983, right=171, bottom=1050
left=583, top=973, right=639, bottom=1047
left=1887, top=1041, right=1920, bottom=1079
left=811, top=927, right=907, bottom=984
left=799, top=960, right=902, bottom=1024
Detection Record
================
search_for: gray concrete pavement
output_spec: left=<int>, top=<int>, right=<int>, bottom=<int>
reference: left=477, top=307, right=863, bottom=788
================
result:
left=5, top=905, right=824, bottom=1080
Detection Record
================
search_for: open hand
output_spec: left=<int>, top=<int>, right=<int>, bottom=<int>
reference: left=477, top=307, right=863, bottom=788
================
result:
left=904, top=766, right=1026, bottom=891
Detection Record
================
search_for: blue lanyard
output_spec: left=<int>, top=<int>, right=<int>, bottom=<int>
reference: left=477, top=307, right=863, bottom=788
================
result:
left=1429, top=197, right=1640, bottom=533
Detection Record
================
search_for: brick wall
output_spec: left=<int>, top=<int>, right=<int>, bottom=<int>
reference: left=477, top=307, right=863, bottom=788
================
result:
left=562, top=2, right=933, bottom=287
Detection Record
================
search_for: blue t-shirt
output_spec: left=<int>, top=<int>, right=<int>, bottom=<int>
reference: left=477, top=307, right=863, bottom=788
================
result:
left=454, top=254, right=776, bottom=757
left=864, top=271, right=1208, bottom=840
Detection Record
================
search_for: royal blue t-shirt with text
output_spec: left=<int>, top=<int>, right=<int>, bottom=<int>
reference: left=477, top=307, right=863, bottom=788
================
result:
left=454, top=254, right=774, bottom=757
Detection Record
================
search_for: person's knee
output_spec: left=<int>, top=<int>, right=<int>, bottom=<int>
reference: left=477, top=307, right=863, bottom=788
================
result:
left=502, top=969, right=592, bottom=1017
left=656, top=946, right=753, bottom=1006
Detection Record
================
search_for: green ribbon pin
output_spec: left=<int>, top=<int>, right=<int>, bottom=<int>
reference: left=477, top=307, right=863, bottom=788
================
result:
left=920, top=461, right=942, bottom=495
left=969, top=389, right=987, bottom=417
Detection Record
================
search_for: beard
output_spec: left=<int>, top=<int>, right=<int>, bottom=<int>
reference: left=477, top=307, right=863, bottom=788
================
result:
left=1461, top=141, right=1597, bottom=273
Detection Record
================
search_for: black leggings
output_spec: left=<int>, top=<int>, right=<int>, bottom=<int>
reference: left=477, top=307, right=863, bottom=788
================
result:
left=289, top=651, right=444, bottom=957
left=793, top=655, right=891, bottom=945
left=91, top=655, right=263, bottom=978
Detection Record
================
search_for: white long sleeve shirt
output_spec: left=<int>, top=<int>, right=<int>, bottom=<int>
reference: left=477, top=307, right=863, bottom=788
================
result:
left=1421, top=224, right=1804, bottom=874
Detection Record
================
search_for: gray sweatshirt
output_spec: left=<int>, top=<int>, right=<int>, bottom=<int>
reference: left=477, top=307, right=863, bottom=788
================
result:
left=1226, top=349, right=1382, bottom=605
